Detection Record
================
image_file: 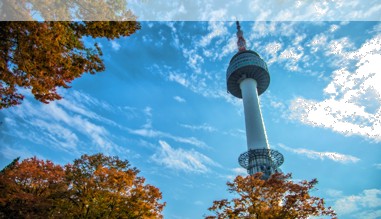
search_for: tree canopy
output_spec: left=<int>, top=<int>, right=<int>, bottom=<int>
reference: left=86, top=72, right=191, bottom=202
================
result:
left=205, top=172, right=336, bottom=219
left=0, top=0, right=140, bottom=109
left=0, top=157, right=67, bottom=218
left=0, top=154, right=165, bottom=218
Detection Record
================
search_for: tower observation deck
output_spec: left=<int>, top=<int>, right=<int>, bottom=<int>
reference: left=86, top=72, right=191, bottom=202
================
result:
left=227, top=21, right=283, bottom=179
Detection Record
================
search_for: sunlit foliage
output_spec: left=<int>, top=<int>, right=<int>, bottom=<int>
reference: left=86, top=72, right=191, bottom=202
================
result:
left=0, top=157, right=67, bottom=218
left=0, top=154, right=165, bottom=218
left=206, top=172, right=336, bottom=219
left=0, top=0, right=140, bottom=109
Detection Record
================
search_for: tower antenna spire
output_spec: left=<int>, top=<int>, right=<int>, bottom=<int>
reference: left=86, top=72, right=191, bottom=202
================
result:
left=236, top=21, right=247, bottom=51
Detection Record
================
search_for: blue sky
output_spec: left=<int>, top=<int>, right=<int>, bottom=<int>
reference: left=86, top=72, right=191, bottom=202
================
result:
left=1, top=21, right=381, bottom=218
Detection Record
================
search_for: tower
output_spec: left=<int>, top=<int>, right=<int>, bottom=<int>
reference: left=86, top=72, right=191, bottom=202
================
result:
left=227, top=21, right=284, bottom=180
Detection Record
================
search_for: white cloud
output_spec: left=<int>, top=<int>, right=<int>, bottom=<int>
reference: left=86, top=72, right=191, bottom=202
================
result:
left=180, top=123, right=216, bottom=132
left=279, top=47, right=303, bottom=62
left=374, top=163, right=381, bottom=169
left=0, top=145, right=44, bottom=161
left=173, top=96, right=186, bottom=103
left=292, top=33, right=306, bottom=47
left=329, top=24, right=340, bottom=32
left=371, top=23, right=381, bottom=33
left=128, top=128, right=159, bottom=138
left=32, top=119, right=78, bottom=149
left=128, top=127, right=209, bottom=149
left=226, top=167, right=248, bottom=180
left=196, top=21, right=235, bottom=60
left=44, top=102, right=115, bottom=152
left=143, top=106, right=152, bottom=117
left=155, top=63, right=233, bottom=102
left=250, top=22, right=299, bottom=41
left=334, top=189, right=381, bottom=216
left=198, top=21, right=228, bottom=47
left=250, top=22, right=277, bottom=39
left=218, top=34, right=237, bottom=60
left=326, top=37, right=354, bottom=57
left=168, top=72, right=189, bottom=87
left=223, top=128, right=246, bottom=139
left=278, top=46, right=304, bottom=71
left=151, top=140, right=218, bottom=173
left=278, top=144, right=360, bottom=164
left=67, top=90, right=113, bottom=112
left=289, top=34, right=381, bottom=142
left=231, top=167, right=248, bottom=176
left=182, top=48, right=204, bottom=73
left=260, top=41, right=282, bottom=64
left=111, top=40, right=121, bottom=51
left=263, top=41, right=282, bottom=56
left=142, top=106, right=153, bottom=129
left=307, top=33, right=328, bottom=53
left=249, top=22, right=307, bottom=69
left=325, top=188, right=343, bottom=197
left=1, top=90, right=123, bottom=155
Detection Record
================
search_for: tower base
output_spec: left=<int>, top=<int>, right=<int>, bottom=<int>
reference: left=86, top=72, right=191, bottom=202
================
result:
left=238, top=148, right=284, bottom=179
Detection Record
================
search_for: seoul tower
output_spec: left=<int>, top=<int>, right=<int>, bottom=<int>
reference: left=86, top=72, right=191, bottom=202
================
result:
left=227, top=21, right=284, bottom=179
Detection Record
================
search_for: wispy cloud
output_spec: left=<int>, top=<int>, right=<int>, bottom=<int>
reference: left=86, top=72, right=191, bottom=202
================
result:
left=329, top=24, right=340, bottom=33
left=231, top=167, right=248, bottom=176
left=225, top=167, right=248, bottom=180
left=168, top=72, right=189, bottom=87
left=198, top=21, right=228, bottom=47
left=128, top=127, right=209, bottom=149
left=157, top=65, right=233, bottom=103
left=173, top=96, right=186, bottom=103
left=374, top=163, right=381, bottom=169
left=289, top=34, right=381, bottom=142
left=262, top=41, right=282, bottom=64
left=148, top=22, right=238, bottom=105
left=0, top=145, right=45, bottom=161
left=278, top=46, right=304, bottom=71
left=1, top=90, right=124, bottom=155
left=151, top=140, right=218, bottom=174
left=218, top=34, right=237, bottom=60
left=325, top=189, right=343, bottom=197
left=222, top=128, right=246, bottom=139
left=111, top=40, right=121, bottom=51
left=180, top=123, right=216, bottom=132
left=306, top=33, right=328, bottom=53
left=142, top=106, right=153, bottom=129
left=278, top=144, right=360, bottom=164
left=248, top=22, right=308, bottom=71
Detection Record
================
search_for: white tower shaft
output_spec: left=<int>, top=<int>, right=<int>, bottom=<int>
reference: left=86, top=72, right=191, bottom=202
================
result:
left=240, top=78, right=269, bottom=150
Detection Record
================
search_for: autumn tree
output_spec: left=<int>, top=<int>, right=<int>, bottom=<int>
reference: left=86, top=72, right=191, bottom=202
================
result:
left=0, top=157, right=67, bottom=218
left=63, top=154, right=165, bottom=218
left=206, top=172, right=336, bottom=219
left=0, top=154, right=165, bottom=218
left=0, top=0, right=140, bottom=109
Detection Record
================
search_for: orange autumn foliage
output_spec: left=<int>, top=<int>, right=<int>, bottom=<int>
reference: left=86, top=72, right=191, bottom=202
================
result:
left=1, top=0, right=140, bottom=109
left=63, top=154, right=165, bottom=218
left=0, top=154, right=165, bottom=218
left=0, top=157, right=67, bottom=218
left=206, top=172, right=336, bottom=219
